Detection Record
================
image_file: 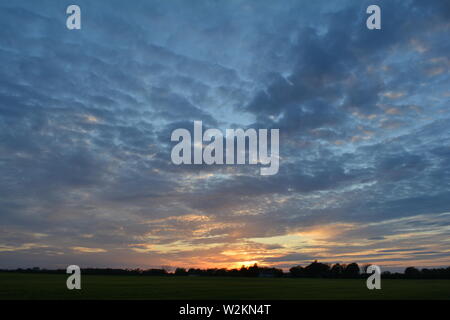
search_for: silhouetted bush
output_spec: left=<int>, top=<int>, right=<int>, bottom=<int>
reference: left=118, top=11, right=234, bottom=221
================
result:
left=404, top=266, right=420, bottom=278
left=141, top=268, right=168, bottom=276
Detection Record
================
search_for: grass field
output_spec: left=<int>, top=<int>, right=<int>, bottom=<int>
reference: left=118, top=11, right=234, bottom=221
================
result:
left=1, top=273, right=449, bottom=300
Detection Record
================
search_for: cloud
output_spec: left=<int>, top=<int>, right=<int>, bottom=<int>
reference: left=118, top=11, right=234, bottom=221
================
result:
left=71, top=247, right=107, bottom=253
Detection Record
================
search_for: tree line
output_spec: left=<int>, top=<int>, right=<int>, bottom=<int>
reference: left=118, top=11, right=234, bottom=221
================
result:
left=2, top=261, right=450, bottom=279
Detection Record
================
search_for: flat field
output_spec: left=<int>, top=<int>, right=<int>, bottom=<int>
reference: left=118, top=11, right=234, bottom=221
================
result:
left=1, top=273, right=449, bottom=300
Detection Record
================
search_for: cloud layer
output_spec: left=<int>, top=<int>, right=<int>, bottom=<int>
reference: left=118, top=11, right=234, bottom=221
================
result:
left=0, top=0, right=449, bottom=270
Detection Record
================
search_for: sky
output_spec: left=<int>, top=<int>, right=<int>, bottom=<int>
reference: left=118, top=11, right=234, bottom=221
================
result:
left=0, top=0, right=449, bottom=272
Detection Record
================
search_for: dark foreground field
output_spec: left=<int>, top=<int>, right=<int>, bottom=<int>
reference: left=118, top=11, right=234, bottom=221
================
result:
left=1, top=273, right=449, bottom=300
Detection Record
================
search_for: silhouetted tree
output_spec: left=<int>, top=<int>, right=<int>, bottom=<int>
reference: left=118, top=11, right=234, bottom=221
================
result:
left=247, top=263, right=260, bottom=277
left=304, top=261, right=330, bottom=277
left=361, top=264, right=371, bottom=274
left=3, top=262, right=450, bottom=279
left=344, top=263, right=360, bottom=277
left=330, top=263, right=344, bottom=277
left=289, top=265, right=305, bottom=277
left=404, top=267, right=420, bottom=278
left=175, top=268, right=188, bottom=276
